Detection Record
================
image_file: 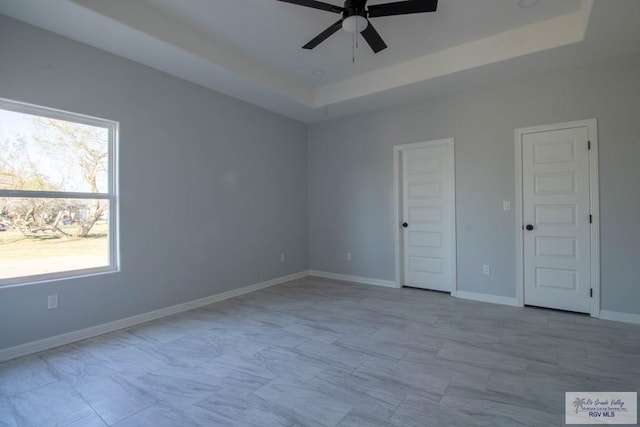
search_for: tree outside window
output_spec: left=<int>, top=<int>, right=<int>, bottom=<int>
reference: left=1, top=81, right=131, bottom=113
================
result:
left=0, top=99, right=118, bottom=284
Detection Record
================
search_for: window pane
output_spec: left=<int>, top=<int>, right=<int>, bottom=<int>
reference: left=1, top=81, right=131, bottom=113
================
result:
left=0, top=197, right=110, bottom=280
left=0, top=108, right=109, bottom=193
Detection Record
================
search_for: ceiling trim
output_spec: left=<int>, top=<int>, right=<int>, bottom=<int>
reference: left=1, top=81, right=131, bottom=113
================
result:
left=72, top=0, right=314, bottom=107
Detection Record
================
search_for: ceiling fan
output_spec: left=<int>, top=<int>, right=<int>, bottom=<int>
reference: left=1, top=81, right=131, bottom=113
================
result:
left=277, top=0, right=439, bottom=54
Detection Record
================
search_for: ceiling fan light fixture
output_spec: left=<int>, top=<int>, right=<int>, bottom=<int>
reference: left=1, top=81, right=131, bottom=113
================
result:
left=342, top=15, right=368, bottom=33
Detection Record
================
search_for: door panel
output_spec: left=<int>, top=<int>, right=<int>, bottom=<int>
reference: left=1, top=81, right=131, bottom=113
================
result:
left=522, top=127, right=591, bottom=313
left=402, top=143, right=454, bottom=292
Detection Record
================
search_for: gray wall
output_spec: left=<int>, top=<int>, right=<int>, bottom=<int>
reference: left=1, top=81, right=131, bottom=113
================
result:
left=309, top=53, right=640, bottom=315
left=0, top=16, right=308, bottom=350
left=2, top=14, right=639, bottom=353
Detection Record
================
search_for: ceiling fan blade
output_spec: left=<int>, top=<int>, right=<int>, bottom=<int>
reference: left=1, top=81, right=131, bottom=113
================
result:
left=277, top=0, right=344, bottom=14
left=303, top=19, right=343, bottom=49
left=367, top=0, right=438, bottom=17
left=361, top=22, right=387, bottom=53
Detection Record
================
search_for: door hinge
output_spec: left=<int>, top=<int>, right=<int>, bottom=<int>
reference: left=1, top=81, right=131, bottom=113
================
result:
left=589, top=214, right=593, bottom=224
left=587, top=140, right=591, bottom=150
left=590, top=288, right=593, bottom=298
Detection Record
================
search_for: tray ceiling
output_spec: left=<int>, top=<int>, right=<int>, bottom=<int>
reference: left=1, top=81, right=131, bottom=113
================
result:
left=1, top=0, right=640, bottom=122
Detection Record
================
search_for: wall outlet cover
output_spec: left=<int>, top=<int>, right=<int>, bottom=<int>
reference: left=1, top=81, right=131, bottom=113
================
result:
left=47, top=294, right=58, bottom=310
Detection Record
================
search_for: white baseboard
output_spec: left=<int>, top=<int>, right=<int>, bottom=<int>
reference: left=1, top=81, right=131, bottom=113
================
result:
left=7, top=270, right=634, bottom=363
left=0, top=271, right=308, bottom=363
left=455, top=290, right=520, bottom=307
left=308, top=270, right=398, bottom=288
left=599, top=310, right=640, bottom=325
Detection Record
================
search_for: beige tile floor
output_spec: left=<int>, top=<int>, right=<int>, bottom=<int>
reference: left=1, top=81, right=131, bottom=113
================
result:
left=1, top=276, right=639, bottom=426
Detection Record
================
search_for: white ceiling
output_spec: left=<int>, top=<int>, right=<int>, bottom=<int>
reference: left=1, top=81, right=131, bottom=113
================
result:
left=1, top=0, right=640, bottom=123
left=137, top=0, right=582, bottom=86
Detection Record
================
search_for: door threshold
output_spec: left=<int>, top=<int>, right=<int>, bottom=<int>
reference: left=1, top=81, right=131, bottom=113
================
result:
left=403, top=286, right=451, bottom=295
left=524, top=304, right=590, bottom=316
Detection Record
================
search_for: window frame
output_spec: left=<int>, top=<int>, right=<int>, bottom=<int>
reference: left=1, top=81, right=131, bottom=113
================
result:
left=0, top=97, right=119, bottom=287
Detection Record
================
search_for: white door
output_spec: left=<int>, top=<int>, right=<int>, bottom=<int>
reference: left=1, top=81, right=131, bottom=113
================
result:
left=522, top=126, right=592, bottom=313
left=401, top=141, right=455, bottom=292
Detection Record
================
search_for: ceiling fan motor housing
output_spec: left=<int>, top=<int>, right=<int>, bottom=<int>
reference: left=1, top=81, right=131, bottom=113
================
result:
left=343, top=0, right=368, bottom=19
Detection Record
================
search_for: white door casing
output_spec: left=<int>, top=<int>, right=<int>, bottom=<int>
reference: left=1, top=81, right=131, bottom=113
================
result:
left=515, top=120, right=600, bottom=315
left=394, top=139, right=456, bottom=292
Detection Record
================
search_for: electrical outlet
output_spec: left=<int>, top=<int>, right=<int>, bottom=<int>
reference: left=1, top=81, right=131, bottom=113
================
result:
left=503, top=201, right=511, bottom=211
left=482, top=265, right=490, bottom=275
left=47, top=294, right=58, bottom=310
left=280, top=253, right=285, bottom=262
left=346, top=252, right=352, bottom=261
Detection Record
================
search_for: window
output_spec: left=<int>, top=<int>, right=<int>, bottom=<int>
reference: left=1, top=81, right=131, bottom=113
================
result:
left=0, top=98, right=118, bottom=285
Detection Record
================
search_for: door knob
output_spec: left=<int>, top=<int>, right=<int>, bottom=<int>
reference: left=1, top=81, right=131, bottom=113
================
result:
left=525, top=224, right=534, bottom=231
left=402, top=222, right=408, bottom=228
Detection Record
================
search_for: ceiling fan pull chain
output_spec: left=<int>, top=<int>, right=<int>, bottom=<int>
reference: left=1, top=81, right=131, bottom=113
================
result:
left=352, top=32, right=355, bottom=63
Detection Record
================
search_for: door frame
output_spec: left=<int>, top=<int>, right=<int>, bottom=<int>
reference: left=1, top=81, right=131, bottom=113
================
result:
left=393, top=138, right=457, bottom=294
left=514, top=119, right=600, bottom=317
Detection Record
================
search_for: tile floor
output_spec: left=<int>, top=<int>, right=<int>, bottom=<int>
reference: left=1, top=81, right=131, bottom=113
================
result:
left=0, top=277, right=639, bottom=426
